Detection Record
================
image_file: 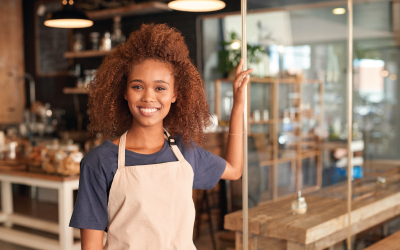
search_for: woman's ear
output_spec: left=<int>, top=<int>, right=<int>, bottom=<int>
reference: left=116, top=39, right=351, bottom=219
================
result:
left=172, top=91, right=178, bottom=103
left=124, top=94, right=127, bottom=100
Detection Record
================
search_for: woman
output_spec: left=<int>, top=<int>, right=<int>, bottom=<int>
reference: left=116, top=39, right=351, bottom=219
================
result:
left=69, top=23, right=253, bottom=249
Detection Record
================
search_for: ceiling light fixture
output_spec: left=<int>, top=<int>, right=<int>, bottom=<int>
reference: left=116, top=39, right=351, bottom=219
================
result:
left=332, top=8, right=346, bottom=15
left=44, top=1, right=93, bottom=28
left=168, top=0, right=225, bottom=12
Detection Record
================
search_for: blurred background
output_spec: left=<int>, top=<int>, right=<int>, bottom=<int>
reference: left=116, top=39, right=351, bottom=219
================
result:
left=1, top=0, right=400, bottom=249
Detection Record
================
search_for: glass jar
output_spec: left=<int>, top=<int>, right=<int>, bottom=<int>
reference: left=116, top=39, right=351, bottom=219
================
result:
left=73, top=33, right=85, bottom=52
left=89, top=32, right=100, bottom=50
left=3, top=128, right=24, bottom=161
left=100, top=32, right=112, bottom=51
left=41, top=139, right=60, bottom=174
left=56, top=142, right=82, bottom=176
left=111, top=16, right=126, bottom=48
left=41, top=140, right=82, bottom=176
left=83, top=69, right=97, bottom=89
left=291, top=191, right=307, bottom=214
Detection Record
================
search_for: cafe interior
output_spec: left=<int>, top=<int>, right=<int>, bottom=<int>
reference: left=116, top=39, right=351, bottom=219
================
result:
left=1, top=0, right=400, bottom=249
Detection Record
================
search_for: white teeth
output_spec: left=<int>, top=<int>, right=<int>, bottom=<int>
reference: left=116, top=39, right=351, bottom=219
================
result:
left=140, top=108, right=158, bottom=113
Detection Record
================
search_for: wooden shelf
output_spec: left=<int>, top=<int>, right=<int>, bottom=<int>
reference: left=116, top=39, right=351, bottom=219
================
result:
left=215, top=76, right=303, bottom=84
left=63, top=87, right=88, bottom=94
left=250, top=120, right=273, bottom=125
left=64, top=50, right=114, bottom=59
left=86, top=2, right=171, bottom=21
left=215, top=76, right=324, bottom=200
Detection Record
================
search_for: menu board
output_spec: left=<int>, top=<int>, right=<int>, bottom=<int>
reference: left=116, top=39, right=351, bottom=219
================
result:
left=35, top=1, right=70, bottom=77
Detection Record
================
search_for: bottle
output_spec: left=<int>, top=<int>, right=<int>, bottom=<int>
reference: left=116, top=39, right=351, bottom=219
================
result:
left=100, top=32, right=112, bottom=51
left=73, top=33, right=85, bottom=52
left=89, top=32, right=100, bottom=50
left=291, top=191, right=307, bottom=215
left=111, top=16, right=126, bottom=48
left=253, top=110, right=261, bottom=122
left=262, top=109, right=269, bottom=121
left=223, top=91, right=233, bottom=118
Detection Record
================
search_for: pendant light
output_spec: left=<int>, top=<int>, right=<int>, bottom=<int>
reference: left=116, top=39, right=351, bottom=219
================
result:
left=168, top=0, right=225, bottom=12
left=44, top=0, right=93, bottom=28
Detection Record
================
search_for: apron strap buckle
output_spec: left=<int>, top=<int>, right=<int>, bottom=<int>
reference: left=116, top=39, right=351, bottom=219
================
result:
left=168, top=137, right=177, bottom=145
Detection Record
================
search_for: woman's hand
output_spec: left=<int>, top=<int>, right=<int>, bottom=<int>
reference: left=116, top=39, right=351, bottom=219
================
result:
left=232, top=58, right=254, bottom=109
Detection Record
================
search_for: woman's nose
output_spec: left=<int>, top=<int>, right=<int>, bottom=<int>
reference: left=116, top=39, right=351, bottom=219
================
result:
left=141, top=89, right=155, bottom=102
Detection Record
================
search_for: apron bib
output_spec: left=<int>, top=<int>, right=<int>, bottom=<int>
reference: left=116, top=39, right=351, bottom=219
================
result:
left=104, top=130, right=196, bottom=250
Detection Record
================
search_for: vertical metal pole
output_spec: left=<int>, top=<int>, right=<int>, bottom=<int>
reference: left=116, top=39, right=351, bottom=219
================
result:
left=241, top=0, right=248, bottom=249
left=346, top=0, right=353, bottom=249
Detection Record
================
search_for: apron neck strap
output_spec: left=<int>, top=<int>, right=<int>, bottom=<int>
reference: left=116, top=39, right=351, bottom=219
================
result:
left=163, top=128, right=185, bottom=162
left=117, top=129, right=185, bottom=169
left=163, top=128, right=170, bottom=139
left=117, top=131, right=127, bottom=169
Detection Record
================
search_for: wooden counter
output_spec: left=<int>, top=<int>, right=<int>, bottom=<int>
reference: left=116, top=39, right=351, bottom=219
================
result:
left=225, top=171, right=400, bottom=250
left=0, top=170, right=80, bottom=250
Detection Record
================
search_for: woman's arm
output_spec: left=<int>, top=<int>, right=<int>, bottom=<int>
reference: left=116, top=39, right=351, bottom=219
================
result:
left=81, top=228, right=104, bottom=250
left=221, top=58, right=254, bottom=180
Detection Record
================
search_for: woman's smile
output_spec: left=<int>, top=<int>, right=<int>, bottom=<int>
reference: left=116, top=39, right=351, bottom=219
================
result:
left=137, top=106, right=161, bottom=116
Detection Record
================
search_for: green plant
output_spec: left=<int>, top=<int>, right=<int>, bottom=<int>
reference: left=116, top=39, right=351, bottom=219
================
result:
left=218, top=31, right=265, bottom=76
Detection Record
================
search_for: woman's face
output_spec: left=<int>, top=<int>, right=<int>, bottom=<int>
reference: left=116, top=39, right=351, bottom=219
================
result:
left=125, top=59, right=177, bottom=129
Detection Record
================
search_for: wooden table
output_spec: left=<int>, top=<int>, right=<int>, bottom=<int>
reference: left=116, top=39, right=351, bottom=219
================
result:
left=225, top=171, right=400, bottom=250
left=0, top=170, right=80, bottom=250
left=364, top=230, right=400, bottom=250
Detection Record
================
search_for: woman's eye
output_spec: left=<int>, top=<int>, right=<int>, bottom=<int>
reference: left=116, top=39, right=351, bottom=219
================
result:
left=156, top=87, right=166, bottom=91
left=131, top=85, right=143, bottom=89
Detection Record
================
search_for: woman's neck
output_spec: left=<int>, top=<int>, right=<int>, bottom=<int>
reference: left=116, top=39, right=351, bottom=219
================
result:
left=117, top=125, right=166, bottom=154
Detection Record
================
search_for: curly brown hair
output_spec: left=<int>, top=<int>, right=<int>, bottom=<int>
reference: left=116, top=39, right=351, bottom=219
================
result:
left=87, top=23, right=211, bottom=146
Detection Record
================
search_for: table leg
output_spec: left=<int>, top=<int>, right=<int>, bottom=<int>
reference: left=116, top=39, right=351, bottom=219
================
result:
left=1, top=180, right=13, bottom=227
left=59, top=184, right=73, bottom=250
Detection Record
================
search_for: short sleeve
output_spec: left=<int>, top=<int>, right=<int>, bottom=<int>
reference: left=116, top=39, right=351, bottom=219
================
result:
left=69, top=163, right=108, bottom=231
left=192, top=145, right=226, bottom=190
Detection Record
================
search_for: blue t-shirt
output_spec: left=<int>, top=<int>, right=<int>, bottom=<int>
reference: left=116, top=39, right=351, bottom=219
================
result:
left=69, top=136, right=226, bottom=231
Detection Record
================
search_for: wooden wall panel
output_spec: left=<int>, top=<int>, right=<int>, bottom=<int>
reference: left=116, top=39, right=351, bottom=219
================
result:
left=0, top=0, right=25, bottom=124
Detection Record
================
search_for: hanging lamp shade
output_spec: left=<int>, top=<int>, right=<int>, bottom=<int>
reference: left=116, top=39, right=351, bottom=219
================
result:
left=44, top=2, right=93, bottom=28
left=168, top=0, right=225, bottom=12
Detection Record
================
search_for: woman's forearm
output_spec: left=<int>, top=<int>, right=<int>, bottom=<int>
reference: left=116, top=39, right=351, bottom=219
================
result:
left=224, top=105, right=244, bottom=179
left=81, top=228, right=104, bottom=250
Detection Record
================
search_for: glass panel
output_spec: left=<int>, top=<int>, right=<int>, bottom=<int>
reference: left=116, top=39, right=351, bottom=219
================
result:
left=351, top=1, right=400, bottom=249
left=243, top=0, right=351, bottom=249
left=199, top=0, right=370, bottom=248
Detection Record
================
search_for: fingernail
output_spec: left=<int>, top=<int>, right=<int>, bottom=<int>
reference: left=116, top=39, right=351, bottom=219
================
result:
left=246, top=75, right=250, bottom=78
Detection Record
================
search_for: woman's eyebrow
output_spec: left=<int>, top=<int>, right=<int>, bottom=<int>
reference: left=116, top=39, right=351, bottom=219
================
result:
left=154, top=80, right=170, bottom=85
left=129, top=79, right=169, bottom=85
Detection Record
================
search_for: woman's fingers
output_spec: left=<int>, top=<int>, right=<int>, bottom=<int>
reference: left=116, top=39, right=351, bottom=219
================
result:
left=236, top=58, right=244, bottom=77
left=233, top=68, right=254, bottom=90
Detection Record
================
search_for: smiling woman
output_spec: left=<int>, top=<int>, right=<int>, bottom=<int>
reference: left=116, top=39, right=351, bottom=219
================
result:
left=87, top=23, right=212, bottom=146
left=70, top=23, right=252, bottom=250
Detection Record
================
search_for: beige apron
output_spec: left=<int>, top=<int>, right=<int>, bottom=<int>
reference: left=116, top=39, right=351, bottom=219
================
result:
left=104, top=130, right=197, bottom=250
